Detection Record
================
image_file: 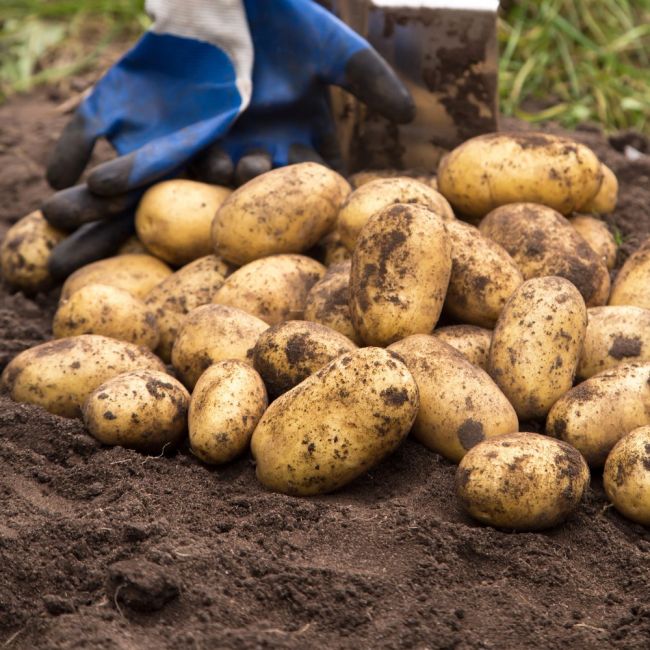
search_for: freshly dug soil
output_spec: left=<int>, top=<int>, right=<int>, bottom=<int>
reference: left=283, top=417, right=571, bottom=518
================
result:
left=1, top=90, right=650, bottom=650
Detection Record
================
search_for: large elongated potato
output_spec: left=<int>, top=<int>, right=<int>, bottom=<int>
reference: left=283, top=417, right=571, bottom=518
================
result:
left=489, top=277, right=587, bottom=420
left=578, top=163, right=618, bottom=214
left=212, top=163, right=349, bottom=265
left=438, top=132, right=603, bottom=219
left=350, top=204, right=452, bottom=346
left=213, top=255, right=326, bottom=325
left=432, top=325, right=492, bottom=370
left=547, top=362, right=650, bottom=466
left=479, top=203, right=610, bottom=307
left=569, top=214, right=617, bottom=270
left=251, top=347, right=419, bottom=495
left=1, top=335, right=166, bottom=418
left=609, top=238, right=650, bottom=309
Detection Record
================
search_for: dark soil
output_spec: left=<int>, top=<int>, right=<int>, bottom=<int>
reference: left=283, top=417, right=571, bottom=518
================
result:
left=1, top=90, right=650, bottom=650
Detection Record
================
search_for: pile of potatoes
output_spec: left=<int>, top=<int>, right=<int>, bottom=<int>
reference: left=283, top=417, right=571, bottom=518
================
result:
left=3, top=131, right=650, bottom=530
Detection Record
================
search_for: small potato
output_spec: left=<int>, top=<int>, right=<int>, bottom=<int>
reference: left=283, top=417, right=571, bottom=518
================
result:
left=489, top=277, right=587, bottom=420
left=212, top=163, right=349, bottom=265
left=579, top=163, right=618, bottom=214
left=432, top=325, right=492, bottom=370
left=251, top=347, right=419, bottom=496
left=171, top=304, right=268, bottom=389
left=350, top=203, right=452, bottom=346
left=609, top=238, right=650, bottom=310
left=61, top=254, right=172, bottom=301
left=189, top=361, right=268, bottom=464
left=0, top=211, right=65, bottom=293
left=349, top=169, right=438, bottom=190
left=1, top=335, right=166, bottom=418
left=338, top=177, right=454, bottom=251
left=213, top=254, right=326, bottom=325
left=136, top=180, right=231, bottom=266
left=547, top=362, right=650, bottom=467
left=569, top=214, right=617, bottom=270
left=479, top=203, right=610, bottom=307
left=83, top=370, right=189, bottom=452
left=389, top=335, right=518, bottom=462
left=578, top=306, right=650, bottom=379
left=603, top=426, right=650, bottom=526
left=117, top=236, right=148, bottom=255
left=253, top=320, right=357, bottom=398
left=317, top=230, right=350, bottom=266
left=438, top=132, right=603, bottom=220
left=444, top=220, right=523, bottom=328
left=53, top=283, right=159, bottom=350
left=456, top=432, right=590, bottom=530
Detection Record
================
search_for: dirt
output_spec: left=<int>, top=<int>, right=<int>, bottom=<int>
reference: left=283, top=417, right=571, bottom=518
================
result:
left=1, top=90, right=650, bottom=650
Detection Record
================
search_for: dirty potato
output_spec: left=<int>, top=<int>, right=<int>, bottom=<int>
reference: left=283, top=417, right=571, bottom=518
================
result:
left=317, top=229, right=350, bottom=266
left=349, top=169, right=438, bottom=191
left=579, top=163, right=618, bottom=214
left=569, top=214, right=617, bottom=270
left=117, top=235, right=148, bottom=256
left=432, top=325, right=492, bottom=370
left=609, top=238, right=650, bottom=310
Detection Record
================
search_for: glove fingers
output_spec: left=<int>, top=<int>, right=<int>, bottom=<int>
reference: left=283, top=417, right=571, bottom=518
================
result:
left=234, top=149, right=272, bottom=186
left=188, top=143, right=234, bottom=186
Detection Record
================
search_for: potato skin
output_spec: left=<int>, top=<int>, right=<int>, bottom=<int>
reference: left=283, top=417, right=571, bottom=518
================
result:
left=1, top=335, right=166, bottom=418
left=547, top=362, right=650, bottom=467
left=212, top=163, right=349, bottom=266
left=117, top=235, right=148, bottom=255
left=603, top=426, right=650, bottom=526
left=456, top=432, right=590, bottom=530
left=189, top=361, right=268, bottom=464
left=83, top=370, right=189, bottom=452
left=253, top=320, right=357, bottom=398
left=579, top=163, right=618, bottom=214
left=350, top=203, right=452, bottom=346
left=609, top=238, right=650, bottom=310
left=171, top=304, right=268, bottom=389
left=488, top=276, right=587, bottom=420
left=251, top=347, right=419, bottom=496
left=349, top=169, right=437, bottom=190
left=213, top=255, right=326, bottom=325
left=432, top=325, right=492, bottom=370
left=569, top=214, right=617, bottom=270
left=438, top=132, right=603, bottom=220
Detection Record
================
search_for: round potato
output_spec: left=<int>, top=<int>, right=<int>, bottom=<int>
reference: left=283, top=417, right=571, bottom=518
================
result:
left=253, top=320, right=357, bottom=398
left=488, top=276, right=587, bottom=420
left=456, top=432, right=590, bottom=530
left=171, top=304, right=268, bottom=389
left=251, top=347, right=419, bottom=496
left=317, top=229, right=350, bottom=267
left=438, top=132, right=603, bottom=220
left=350, top=203, right=452, bottom=346
left=569, top=214, right=617, bottom=270
left=609, top=237, right=650, bottom=310
left=432, top=325, right=492, bottom=370
left=1, top=335, right=166, bottom=418
left=212, top=254, right=326, bottom=325
left=136, top=180, right=231, bottom=266
left=83, top=370, right=189, bottom=453
left=547, top=362, right=650, bottom=467
left=579, top=163, right=618, bottom=214
left=53, top=283, right=159, bottom=350
left=212, top=163, right=349, bottom=266
left=117, top=236, right=148, bottom=256
left=349, top=169, right=438, bottom=190
left=603, top=426, right=650, bottom=526
left=189, top=361, right=268, bottom=465
left=338, top=177, right=454, bottom=251
left=0, top=211, right=65, bottom=293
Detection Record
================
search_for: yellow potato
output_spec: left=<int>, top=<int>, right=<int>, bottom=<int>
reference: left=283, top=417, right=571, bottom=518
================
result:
left=579, top=163, right=618, bottom=214
left=317, top=229, right=350, bottom=267
left=136, top=180, right=231, bottom=266
left=456, top=432, right=590, bottom=530
left=251, top=347, right=419, bottom=496
left=432, top=325, right=492, bottom=370
left=609, top=238, right=650, bottom=309
left=349, top=169, right=438, bottom=190
left=189, top=361, right=268, bottom=465
left=569, top=214, right=617, bottom=270
left=350, top=203, right=452, bottom=346
left=117, top=236, right=148, bottom=255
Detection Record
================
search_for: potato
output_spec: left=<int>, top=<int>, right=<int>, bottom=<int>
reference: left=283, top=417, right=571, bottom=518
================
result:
left=547, top=362, right=650, bottom=466
left=0, top=211, right=65, bottom=293
left=117, top=236, right=148, bottom=256
left=144, top=255, right=232, bottom=361
left=338, top=177, right=454, bottom=251
left=569, top=214, right=617, bottom=270
left=212, top=163, right=349, bottom=265
left=349, top=169, right=438, bottom=190
left=53, top=283, right=159, bottom=350
left=456, top=432, right=590, bottom=530
left=1, top=335, right=166, bottom=418
left=61, top=254, right=172, bottom=301
left=577, top=306, right=650, bottom=379
left=171, top=304, right=268, bottom=389
left=438, top=132, right=603, bottom=220
left=488, top=276, right=587, bottom=420
left=83, top=370, right=189, bottom=452
left=350, top=203, right=452, bottom=346
left=479, top=203, right=610, bottom=307
left=318, top=229, right=350, bottom=266
left=579, top=163, right=618, bottom=214
left=432, top=325, right=492, bottom=370
left=609, top=238, right=650, bottom=310
left=213, top=254, right=326, bottom=325
left=603, top=426, right=650, bottom=526
left=189, top=361, right=268, bottom=464
left=251, top=347, right=419, bottom=496
left=135, top=180, right=231, bottom=266
left=253, top=320, right=357, bottom=398
left=444, top=220, right=523, bottom=328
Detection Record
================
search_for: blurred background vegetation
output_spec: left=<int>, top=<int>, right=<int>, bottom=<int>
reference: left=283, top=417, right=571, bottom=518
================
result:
left=1, top=0, right=649, bottom=134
